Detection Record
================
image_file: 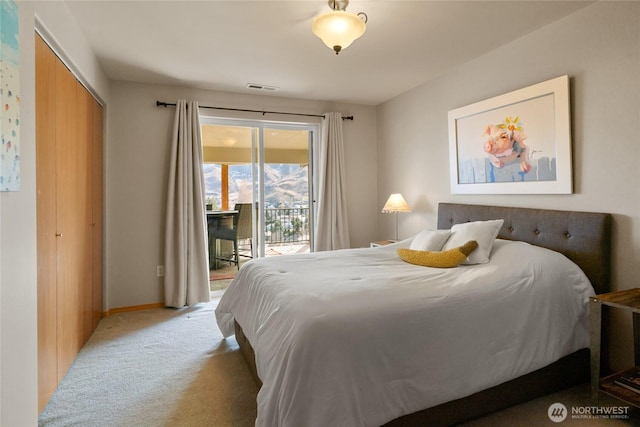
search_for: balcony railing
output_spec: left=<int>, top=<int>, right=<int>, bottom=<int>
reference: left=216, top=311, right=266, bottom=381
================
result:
left=264, top=207, right=310, bottom=245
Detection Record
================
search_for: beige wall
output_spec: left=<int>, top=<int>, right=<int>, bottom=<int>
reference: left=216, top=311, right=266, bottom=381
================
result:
left=106, top=81, right=378, bottom=309
left=376, top=1, right=639, bottom=369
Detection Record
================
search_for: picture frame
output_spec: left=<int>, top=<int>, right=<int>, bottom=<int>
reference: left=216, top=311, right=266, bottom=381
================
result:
left=448, top=75, right=572, bottom=194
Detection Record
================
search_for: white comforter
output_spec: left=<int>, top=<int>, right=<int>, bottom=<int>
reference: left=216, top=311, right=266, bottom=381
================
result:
left=215, top=239, right=595, bottom=427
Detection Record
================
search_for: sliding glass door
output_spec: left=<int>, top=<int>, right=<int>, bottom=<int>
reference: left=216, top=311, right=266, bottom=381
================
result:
left=258, top=126, right=314, bottom=256
left=201, top=117, right=317, bottom=258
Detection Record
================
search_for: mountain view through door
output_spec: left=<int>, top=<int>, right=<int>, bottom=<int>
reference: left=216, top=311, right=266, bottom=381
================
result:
left=201, top=122, right=313, bottom=269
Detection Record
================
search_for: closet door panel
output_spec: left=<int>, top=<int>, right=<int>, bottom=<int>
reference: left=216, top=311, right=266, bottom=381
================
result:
left=91, top=99, right=104, bottom=330
left=54, top=57, right=87, bottom=379
left=35, top=34, right=58, bottom=413
left=76, top=83, right=95, bottom=343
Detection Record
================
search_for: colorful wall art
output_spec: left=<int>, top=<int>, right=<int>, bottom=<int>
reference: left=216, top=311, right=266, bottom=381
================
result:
left=1, top=0, right=20, bottom=191
left=448, top=76, right=572, bottom=194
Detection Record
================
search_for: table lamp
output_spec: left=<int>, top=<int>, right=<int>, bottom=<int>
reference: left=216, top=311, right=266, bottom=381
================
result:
left=382, top=193, right=411, bottom=241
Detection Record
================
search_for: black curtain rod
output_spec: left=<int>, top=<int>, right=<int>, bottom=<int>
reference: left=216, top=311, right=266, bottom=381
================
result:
left=156, top=100, right=354, bottom=121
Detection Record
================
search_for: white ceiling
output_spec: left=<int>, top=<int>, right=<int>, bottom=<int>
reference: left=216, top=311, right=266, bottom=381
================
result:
left=64, top=0, right=593, bottom=106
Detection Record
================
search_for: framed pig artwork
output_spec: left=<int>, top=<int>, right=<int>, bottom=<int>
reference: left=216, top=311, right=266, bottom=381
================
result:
left=448, top=75, right=572, bottom=194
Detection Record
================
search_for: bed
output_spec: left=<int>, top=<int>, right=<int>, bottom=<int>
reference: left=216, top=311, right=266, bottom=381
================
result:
left=215, top=203, right=612, bottom=426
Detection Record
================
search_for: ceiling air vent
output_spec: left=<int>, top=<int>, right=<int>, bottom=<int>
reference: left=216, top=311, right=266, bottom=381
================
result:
left=246, top=83, right=279, bottom=92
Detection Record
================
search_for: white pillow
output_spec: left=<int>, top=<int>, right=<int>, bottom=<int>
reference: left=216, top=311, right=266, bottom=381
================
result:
left=409, top=229, right=451, bottom=251
left=441, top=219, right=504, bottom=264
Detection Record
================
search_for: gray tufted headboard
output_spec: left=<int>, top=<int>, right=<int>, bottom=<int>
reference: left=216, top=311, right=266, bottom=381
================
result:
left=437, top=203, right=612, bottom=295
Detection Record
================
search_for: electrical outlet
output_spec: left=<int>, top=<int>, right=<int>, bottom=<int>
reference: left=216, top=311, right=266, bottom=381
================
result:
left=157, top=265, right=164, bottom=277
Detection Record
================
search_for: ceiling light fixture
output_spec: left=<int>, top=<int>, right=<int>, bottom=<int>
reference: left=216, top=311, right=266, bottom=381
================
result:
left=311, top=0, right=367, bottom=55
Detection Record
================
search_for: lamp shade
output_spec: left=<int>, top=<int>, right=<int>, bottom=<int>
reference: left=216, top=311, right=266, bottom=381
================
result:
left=312, top=10, right=366, bottom=54
left=382, top=193, right=411, bottom=213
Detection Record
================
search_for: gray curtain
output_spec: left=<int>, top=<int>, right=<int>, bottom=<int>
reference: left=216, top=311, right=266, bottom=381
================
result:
left=164, top=100, right=210, bottom=307
left=314, top=112, right=351, bottom=251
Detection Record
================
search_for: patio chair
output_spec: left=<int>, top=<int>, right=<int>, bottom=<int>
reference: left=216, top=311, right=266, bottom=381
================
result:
left=235, top=203, right=253, bottom=258
left=210, top=203, right=253, bottom=270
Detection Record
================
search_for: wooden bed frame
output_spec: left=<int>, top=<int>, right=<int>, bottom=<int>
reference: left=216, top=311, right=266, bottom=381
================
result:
left=234, top=203, right=612, bottom=426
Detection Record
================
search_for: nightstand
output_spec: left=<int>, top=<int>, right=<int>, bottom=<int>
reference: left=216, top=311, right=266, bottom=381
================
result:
left=370, top=240, right=395, bottom=248
left=590, top=288, right=640, bottom=406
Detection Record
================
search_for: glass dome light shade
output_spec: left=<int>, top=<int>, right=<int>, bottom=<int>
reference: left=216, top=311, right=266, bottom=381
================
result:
left=312, top=10, right=366, bottom=54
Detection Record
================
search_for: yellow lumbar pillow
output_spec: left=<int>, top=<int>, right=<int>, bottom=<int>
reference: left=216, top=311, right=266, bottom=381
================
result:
left=397, top=240, right=479, bottom=268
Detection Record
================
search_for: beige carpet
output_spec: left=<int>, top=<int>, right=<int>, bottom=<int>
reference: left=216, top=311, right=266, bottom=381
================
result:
left=39, top=297, right=640, bottom=426
left=38, top=299, right=258, bottom=427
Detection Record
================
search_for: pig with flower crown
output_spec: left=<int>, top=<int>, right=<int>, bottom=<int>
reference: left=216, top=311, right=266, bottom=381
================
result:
left=482, top=116, right=531, bottom=173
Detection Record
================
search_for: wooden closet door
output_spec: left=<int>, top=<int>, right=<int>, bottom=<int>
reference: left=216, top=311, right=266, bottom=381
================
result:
left=55, top=56, right=91, bottom=380
left=36, top=34, right=58, bottom=413
left=91, top=99, right=104, bottom=330
left=76, top=83, right=95, bottom=344
left=36, top=33, right=104, bottom=412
